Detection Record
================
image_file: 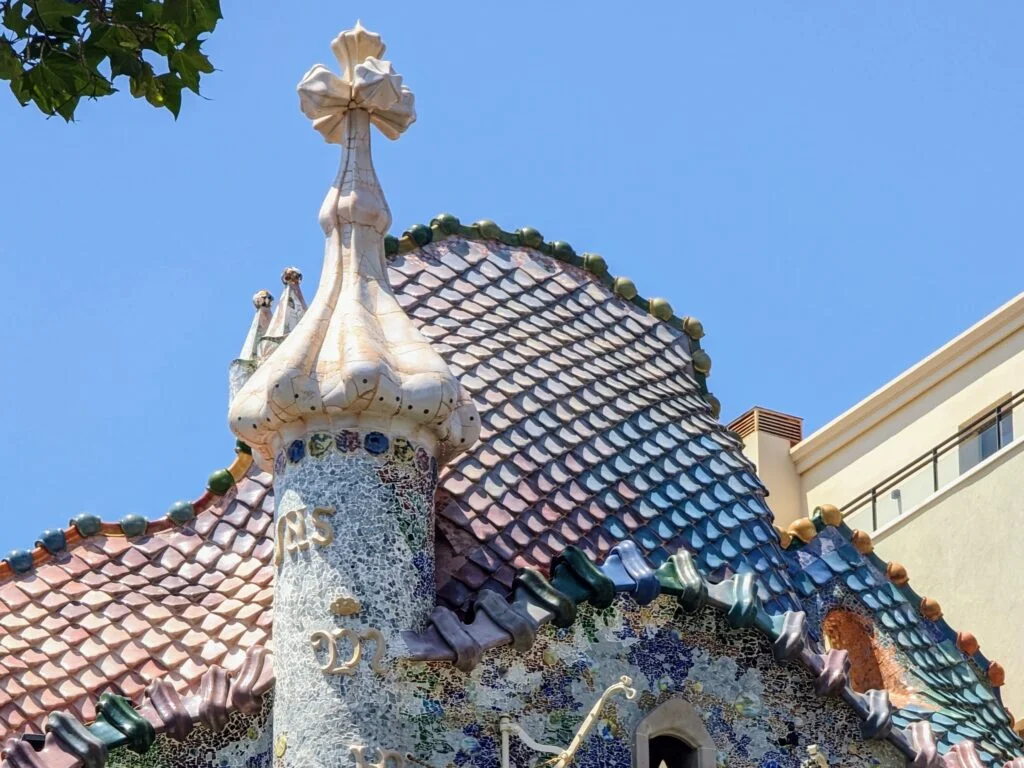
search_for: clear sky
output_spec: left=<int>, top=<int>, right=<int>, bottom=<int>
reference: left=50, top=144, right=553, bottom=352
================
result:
left=1, top=2, right=1022, bottom=551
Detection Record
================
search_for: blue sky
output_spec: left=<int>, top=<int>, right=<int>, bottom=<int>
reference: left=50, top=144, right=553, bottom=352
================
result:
left=1, top=2, right=1022, bottom=549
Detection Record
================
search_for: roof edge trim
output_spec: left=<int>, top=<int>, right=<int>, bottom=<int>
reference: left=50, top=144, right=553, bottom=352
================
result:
left=792, top=292, right=1024, bottom=474
left=0, top=442, right=255, bottom=583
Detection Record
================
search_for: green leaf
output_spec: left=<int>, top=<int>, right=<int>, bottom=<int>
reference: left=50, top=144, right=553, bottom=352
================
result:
left=156, top=71, right=181, bottom=117
left=162, top=0, right=220, bottom=36
left=9, top=72, right=30, bottom=105
left=169, top=38, right=212, bottom=92
left=111, top=0, right=147, bottom=22
left=0, top=39, right=21, bottom=80
left=108, top=48, right=144, bottom=78
left=53, top=91, right=78, bottom=119
left=3, top=1, right=30, bottom=37
left=28, top=0, right=85, bottom=32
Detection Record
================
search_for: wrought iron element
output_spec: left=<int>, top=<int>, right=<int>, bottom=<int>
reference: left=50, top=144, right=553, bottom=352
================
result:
left=499, top=676, right=637, bottom=768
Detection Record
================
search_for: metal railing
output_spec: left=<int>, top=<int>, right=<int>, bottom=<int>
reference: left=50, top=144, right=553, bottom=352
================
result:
left=840, top=388, right=1022, bottom=532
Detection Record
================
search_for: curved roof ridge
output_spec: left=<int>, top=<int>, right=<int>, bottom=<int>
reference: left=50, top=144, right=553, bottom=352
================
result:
left=0, top=442, right=257, bottom=583
left=779, top=505, right=1013, bottom=709
left=387, top=213, right=720, bottom=417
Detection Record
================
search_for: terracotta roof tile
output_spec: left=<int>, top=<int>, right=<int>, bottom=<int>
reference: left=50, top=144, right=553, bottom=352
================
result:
left=0, top=474, right=272, bottom=739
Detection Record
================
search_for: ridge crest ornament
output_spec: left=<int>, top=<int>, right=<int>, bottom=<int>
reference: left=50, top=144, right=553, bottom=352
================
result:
left=229, top=21, right=479, bottom=468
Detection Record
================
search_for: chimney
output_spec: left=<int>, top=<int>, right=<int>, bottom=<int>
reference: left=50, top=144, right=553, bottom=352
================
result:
left=728, top=407, right=804, bottom=526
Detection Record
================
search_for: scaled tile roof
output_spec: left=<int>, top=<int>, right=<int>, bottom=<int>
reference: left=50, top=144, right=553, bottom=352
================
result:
left=782, top=518, right=1022, bottom=765
left=0, top=464, right=274, bottom=741
left=386, top=225, right=803, bottom=616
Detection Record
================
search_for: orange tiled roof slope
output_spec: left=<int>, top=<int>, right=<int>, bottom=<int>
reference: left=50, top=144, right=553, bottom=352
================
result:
left=0, top=470, right=274, bottom=740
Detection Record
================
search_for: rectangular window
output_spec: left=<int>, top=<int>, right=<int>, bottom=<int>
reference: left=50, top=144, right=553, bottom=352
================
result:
left=958, top=400, right=1014, bottom=474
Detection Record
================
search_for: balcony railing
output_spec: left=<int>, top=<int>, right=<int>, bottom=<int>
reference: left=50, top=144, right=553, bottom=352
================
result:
left=839, top=388, right=1022, bottom=533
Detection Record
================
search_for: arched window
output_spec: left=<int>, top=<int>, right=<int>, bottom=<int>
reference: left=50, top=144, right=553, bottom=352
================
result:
left=635, top=698, right=716, bottom=768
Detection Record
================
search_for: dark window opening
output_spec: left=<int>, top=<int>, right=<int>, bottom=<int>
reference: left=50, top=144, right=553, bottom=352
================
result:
left=649, top=735, right=698, bottom=768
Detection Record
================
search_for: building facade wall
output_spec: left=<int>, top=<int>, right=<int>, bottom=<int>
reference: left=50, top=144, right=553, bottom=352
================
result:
left=798, top=326, right=1024, bottom=528
left=393, top=599, right=901, bottom=768
left=873, top=438, right=1024, bottom=714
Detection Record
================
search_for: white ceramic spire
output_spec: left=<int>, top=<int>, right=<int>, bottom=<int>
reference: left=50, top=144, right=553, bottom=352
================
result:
left=239, top=289, right=274, bottom=361
left=257, top=267, right=307, bottom=360
left=228, top=289, right=274, bottom=403
left=229, top=22, right=479, bottom=467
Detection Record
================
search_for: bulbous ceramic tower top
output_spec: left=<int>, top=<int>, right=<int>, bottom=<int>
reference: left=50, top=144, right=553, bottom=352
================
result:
left=229, top=22, right=479, bottom=466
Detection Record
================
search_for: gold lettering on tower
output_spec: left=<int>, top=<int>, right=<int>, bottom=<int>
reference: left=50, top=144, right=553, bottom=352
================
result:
left=273, top=505, right=336, bottom=566
left=310, top=627, right=386, bottom=675
left=310, top=506, right=335, bottom=546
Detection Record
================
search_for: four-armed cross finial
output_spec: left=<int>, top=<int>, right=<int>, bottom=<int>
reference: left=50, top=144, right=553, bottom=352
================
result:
left=298, top=21, right=416, bottom=144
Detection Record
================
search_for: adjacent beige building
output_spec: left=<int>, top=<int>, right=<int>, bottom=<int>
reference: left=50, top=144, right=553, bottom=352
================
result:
left=729, top=291, right=1024, bottom=713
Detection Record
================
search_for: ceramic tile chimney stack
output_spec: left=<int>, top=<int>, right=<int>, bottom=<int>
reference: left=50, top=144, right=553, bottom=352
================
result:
left=228, top=22, right=479, bottom=768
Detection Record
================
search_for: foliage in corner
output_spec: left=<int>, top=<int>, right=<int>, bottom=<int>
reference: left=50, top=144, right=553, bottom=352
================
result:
left=0, top=0, right=220, bottom=120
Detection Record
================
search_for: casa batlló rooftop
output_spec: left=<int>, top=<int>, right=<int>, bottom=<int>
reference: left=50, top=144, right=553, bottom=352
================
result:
left=0, top=19, right=1021, bottom=768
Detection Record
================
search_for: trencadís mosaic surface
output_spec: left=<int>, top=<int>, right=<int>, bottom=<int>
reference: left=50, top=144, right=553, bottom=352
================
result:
left=393, top=598, right=903, bottom=768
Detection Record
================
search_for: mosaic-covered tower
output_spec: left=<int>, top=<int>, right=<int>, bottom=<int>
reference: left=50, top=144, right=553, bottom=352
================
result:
left=228, top=22, right=480, bottom=768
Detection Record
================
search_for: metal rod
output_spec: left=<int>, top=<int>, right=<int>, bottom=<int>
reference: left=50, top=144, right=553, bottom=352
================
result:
left=932, top=448, right=939, bottom=492
left=840, top=389, right=1022, bottom=516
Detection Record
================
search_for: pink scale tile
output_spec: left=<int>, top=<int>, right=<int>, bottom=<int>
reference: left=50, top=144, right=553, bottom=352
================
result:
left=137, top=658, right=166, bottom=680
left=97, top=654, right=127, bottom=679
left=234, top=557, right=263, bottom=581
left=218, top=622, right=246, bottom=645
left=195, top=542, right=225, bottom=568
left=200, top=639, right=228, bottom=665
left=235, top=603, right=262, bottom=622
left=167, top=532, right=204, bottom=557
left=159, top=643, right=190, bottom=669
left=162, top=617, right=191, bottom=638
left=16, top=576, right=52, bottom=598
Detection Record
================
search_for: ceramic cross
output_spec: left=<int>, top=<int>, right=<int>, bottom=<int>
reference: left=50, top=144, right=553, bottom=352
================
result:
left=297, top=21, right=415, bottom=235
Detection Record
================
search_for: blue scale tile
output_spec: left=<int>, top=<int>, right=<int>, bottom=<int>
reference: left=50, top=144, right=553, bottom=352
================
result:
left=861, top=593, right=881, bottom=611
left=844, top=572, right=866, bottom=592
left=634, top=527, right=661, bottom=551
left=699, top=435, right=719, bottom=453
left=602, top=518, right=630, bottom=538
left=821, top=550, right=852, bottom=574
left=680, top=527, right=705, bottom=550
left=731, top=501, right=755, bottom=522
left=747, top=497, right=771, bottom=517
left=791, top=570, right=815, bottom=597
left=715, top=505, right=739, bottom=529
left=703, top=550, right=723, bottom=570
left=805, top=558, right=835, bottom=586
left=693, top=466, right=714, bottom=485
left=737, top=528, right=757, bottom=550
left=719, top=536, right=740, bottom=560
left=650, top=518, right=676, bottom=540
